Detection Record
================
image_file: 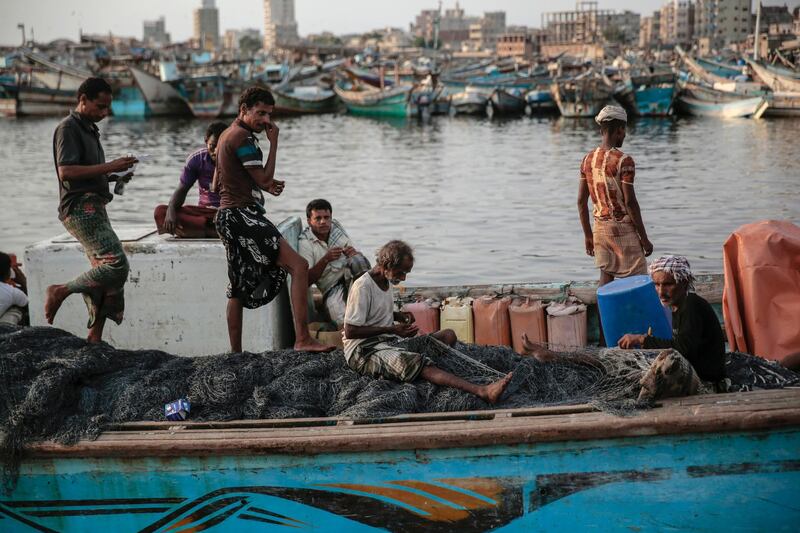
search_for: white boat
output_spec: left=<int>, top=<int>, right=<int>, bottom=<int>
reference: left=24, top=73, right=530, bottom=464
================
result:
left=676, top=94, right=768, bottom=118
left=450, top=86, right=491, bottom=115
left=746, top=59, right=800, bottom=93
left=129, top=66, right=191, bottom=117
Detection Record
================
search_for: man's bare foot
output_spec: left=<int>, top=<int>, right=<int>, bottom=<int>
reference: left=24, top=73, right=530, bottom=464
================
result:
left=294, top=337, right=335, bottom=353
left=44, top=284, right=70, bottom=324
left=521, top=333, right=555, bottom=362
left=479, top=372, right=513, bottom=404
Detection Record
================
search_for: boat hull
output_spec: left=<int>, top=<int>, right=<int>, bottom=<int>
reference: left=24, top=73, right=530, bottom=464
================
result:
left=632, top=85, right=676, bottom=116
left=334, top=85, right=411, bottom=118
left=676, top=95, right=766, bottom=118
left=271, top=88, right=338, bottom=116
left=129, top=67, right=191, bottom=117
left=4, top=390, right=799, bottom=532
left=111, top=86, right=150, bottom=119
left=14, top=86, right=74, bottom=116
left=489, top=89, right=526, bottom=115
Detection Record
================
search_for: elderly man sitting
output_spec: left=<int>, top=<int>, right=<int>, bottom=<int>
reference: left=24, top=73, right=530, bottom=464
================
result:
left=521, top=255, right=725, bottom=401
left=617, top=255, right=725, bottom=383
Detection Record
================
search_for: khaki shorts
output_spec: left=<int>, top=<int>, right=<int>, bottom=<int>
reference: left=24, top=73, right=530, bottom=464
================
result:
left=347, top=335, right=433, bottom=383
left=593, top=218, right=647, bottom=278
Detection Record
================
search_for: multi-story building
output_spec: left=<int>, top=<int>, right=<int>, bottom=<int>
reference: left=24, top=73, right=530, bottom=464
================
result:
left=263, top=0, right=299, bottom=52
left=603, top=10, right=641, bottom=45
left=411, top=3, right=480, bottom=49
left=757, top=5, right=794, bottom=36
left=193, top=0, right=219, bottom=50
left=541, top=2, right=616, bottom=45
left=496, top=31, right=534, bottom=59
left=694, top=0, right=751, bottom=49
left=143, top=16, right=170, bottom=47
left=659, top=0, right=694, bottom=46
left=223, top=29, right=262, bottom=51
left=639, top=11, right=662, bottom=48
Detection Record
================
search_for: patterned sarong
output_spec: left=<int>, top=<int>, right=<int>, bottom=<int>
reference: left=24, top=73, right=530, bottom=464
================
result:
left=347, top=334, right=433, bottom=383
left=62, top=193, right=129, bottom=328
left=593, top=218, right=647, bottom=277
left=215, top=205, right=287, bottom=309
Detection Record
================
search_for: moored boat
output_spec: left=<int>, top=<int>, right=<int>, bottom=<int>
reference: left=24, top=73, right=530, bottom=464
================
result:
left=746, top=59, right=800, bottom=93
left=524, top=88, right=557, bottom=114
left=487, top=87, right=526, bottom=117
left=450, top=85, right=491, bottom=116
left=270, top=85, right=338, bottom=116
left=333, top=83, right=413, bottom=118
left=676, top=93, right=768, bottom=118
left=129, top=66, right=191, bottom=117
left=551, top=72, right=612, bottom=118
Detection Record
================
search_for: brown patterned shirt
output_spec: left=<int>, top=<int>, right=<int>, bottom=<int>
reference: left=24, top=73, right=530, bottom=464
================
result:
left=580, top=147, right=635, bottom=222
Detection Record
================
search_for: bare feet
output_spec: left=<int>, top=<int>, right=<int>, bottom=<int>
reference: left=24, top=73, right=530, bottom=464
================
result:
left=44, top=284, right=70, bottom=324
left=521, top=333, right=555, bottom=362
left=294, top=336, right=335, bottom=353
left=478, top=372, right=513, bottom=404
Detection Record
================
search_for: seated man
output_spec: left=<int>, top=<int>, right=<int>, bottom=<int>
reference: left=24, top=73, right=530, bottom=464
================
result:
left=298, top=199, right=367, bottom=327
left=618, top=255, right=726, bottom=383
left=0, top=252, right=28, bottom=326
left=343, top=240, right=512, bottom=404
left=154, top=122, right=228, bottom=238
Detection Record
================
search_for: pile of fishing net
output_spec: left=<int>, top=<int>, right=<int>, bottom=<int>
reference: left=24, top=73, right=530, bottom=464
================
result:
left=1, top=325, right=798, bottom=488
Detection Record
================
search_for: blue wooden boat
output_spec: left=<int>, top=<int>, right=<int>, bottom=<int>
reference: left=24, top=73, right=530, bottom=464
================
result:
left=111, top=85, right=150, bottom=119
left=524, top=88, right=557, bottom=114
left=551, top=73, right=612, bottom=118
left=3, top=388, right=798, bottom=531
left=619, top=73, right=677, bottom=117
left=695, top=57, right=745, bottom=79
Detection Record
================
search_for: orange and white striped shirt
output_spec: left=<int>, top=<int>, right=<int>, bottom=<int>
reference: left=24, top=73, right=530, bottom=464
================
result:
left=580, top=147, right=636, bottom=222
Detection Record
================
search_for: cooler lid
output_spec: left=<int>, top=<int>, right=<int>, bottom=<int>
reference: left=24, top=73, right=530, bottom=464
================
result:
left=596, top=274, right=652, bottom=296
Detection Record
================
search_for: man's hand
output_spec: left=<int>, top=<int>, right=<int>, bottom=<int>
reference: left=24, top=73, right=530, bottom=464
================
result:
left=618, top=333, right=647, bottom=349
left=266, top=122, right=280, bottom=144
left=267, top=179, right=285, bottom=197
left=323, top=247, right=345, bottom=263
left=106, top=156, right=138, bottom=174
left=584, top=235, right=595, bottom=256
left=343, top=246, right=359, bottom=258
left=393, top=323, right=419, bottom=338
left=164, top=206, right=178, bottom=234
left=641, top=238, right=654, bottom=257
left=397, top=311, right=415, bottom=325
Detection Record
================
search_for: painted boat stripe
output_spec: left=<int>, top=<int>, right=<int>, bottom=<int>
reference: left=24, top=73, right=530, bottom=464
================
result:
left=312, top=485, right=429, bottom=516
left=239, top=513, right=300, bottom=528
left=422, top=480, right=498, bottom=505
left=3, top=498, right=185, bottom=507
left=25, top=507, right=170, bottom=517
left=375, top=482, right=468, bottom=510
left=248, top=506, right=307, bottom=525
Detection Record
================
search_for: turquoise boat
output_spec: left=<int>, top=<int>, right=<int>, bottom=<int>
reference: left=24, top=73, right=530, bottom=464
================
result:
left=334, top=84, right=413, bottom=118
left=2, top=388, right=798, bottom=531
left=111, top=86, right=150, bottom=119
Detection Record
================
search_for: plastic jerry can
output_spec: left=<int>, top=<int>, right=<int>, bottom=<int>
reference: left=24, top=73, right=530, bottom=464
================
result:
left=473, top=295, right=512, bottom=346
left=546, top=299, right=588, bottom=349
left=509, top=297, right=547, bottom=354
left=402, top=299, right=441, bottom=335
left=440, top=297, right=474, bottom=343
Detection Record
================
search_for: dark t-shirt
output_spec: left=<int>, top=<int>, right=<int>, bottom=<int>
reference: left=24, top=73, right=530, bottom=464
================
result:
left=643, top=292, right=726, bottom=382
left=213, top=119, right=265, bottom=210
left=53, top=111, right=111, bottom=220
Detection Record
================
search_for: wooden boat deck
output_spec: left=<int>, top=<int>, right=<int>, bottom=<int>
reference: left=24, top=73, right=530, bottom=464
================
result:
left=26, top=388, right=800, bottom=459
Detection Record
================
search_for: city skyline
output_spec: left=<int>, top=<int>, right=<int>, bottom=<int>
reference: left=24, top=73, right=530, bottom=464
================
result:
left=3, top=0, right=677, bottom=46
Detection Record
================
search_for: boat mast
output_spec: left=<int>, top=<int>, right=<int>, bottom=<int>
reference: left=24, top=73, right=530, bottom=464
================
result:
left=753, top=2, right=761, bottom=61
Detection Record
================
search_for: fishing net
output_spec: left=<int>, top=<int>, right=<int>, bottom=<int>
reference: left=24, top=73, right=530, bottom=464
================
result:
left=1, top=325, right=798, bottom=492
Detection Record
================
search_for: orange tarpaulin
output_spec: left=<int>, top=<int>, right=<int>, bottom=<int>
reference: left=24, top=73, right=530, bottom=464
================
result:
left=722, top=220, right=800, bottom=363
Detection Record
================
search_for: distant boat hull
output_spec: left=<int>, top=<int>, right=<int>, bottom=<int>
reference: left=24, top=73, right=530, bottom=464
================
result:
left=129, top=67, right=190, bottom=117
left=676, top=95, right=766, bottom=118
left=14, top=86, right=74, bottom=116
left=746, top=60, right=800, bottom=93
left=334, top=85, right=411, bottom=118
left=111, top=86, right=150, bottom=119
left=451, top=87, right=491, bottom=115
left=632, top=85, right=676, bottom=116
left=271, top=86, right=338, bottom=116
left=488, top=88, right=526, bottom=115
left=524, top=89, right=557, bottom=114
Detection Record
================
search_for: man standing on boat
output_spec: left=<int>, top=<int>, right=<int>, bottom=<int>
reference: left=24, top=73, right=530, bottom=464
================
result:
left=212, top=87, right=333, bottom=353
left=577, top=105, right=653, bottom=287
left=343, top=240, right=512, bottom=404
left=299, top=199, right=367, bottom=327
left=45, top=77, right=138, bottom=343
left=154, top=121, right=228, bottom=238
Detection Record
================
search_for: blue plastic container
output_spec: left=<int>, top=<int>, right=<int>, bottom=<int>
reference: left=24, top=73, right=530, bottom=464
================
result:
left=597, top=275, right=672, bottom=347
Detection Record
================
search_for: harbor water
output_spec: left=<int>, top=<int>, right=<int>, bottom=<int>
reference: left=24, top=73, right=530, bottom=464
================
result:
left=0, top=113, right=798, bottom=285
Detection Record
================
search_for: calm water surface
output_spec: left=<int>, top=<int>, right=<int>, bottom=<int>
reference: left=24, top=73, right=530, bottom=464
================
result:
left=0, top=114, right=797, bottom=285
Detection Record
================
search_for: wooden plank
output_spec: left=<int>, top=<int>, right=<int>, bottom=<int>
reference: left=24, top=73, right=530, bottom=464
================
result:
left=24, top=389, right=800, bottom=458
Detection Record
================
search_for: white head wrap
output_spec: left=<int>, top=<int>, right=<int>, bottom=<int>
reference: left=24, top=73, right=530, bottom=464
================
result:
left=649, top=255, right=696, bottom=291
left=595, top=105, right=628, bottom=125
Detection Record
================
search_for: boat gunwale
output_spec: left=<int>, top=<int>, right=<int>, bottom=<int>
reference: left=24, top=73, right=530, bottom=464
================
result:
left=15, top=388, right=800, bottom=459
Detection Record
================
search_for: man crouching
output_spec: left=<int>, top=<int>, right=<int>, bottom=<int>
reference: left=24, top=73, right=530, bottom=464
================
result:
left=343, top=240, right=512, bottom=404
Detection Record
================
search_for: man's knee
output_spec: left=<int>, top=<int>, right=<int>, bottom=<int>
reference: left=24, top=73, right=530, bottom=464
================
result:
left=437, top=329, right=457, bottom=346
